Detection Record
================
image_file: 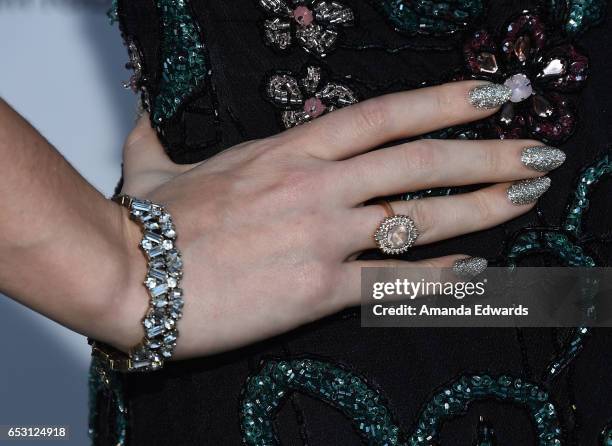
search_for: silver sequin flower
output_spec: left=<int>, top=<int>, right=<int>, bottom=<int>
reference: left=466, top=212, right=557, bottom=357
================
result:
left=266, top=65, right=357, bottom=128
left=259, top=0, right=354, bottom=56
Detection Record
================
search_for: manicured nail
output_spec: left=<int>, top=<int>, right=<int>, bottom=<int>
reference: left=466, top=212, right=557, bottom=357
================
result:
left=453, top=257, right=488, bottom=279
left=521, top=146, right=566, bottom=172
left=468, top=83, right=512, bottom=109
left=507, top=177, right=551, bottom=205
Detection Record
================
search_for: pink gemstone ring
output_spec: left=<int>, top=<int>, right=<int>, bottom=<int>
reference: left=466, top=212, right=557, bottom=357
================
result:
left=373, top=201, right=419, bottom=255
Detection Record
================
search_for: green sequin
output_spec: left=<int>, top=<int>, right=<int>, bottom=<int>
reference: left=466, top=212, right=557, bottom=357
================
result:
left=564, top=154, right=612, bottom=237
left=152, top=0, right=208, bottom=130
left=601, top=424, right=612, bottom=446
left=376, top=0, right=484, bottom=34
left=240, top=359, right=561, bottom=445
left=548, top=0, right=608, bottom=35
left=107, top=0, right=119, bottom=24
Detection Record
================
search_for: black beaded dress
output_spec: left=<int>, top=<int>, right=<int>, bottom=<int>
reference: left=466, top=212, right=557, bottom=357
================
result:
left=89, top=0, right=612, bottom=444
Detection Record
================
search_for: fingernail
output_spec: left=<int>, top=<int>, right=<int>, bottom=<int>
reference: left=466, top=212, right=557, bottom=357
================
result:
left=468, top=83, right=512, bottom=109
left=507, top=177, right=551, bottom=205
left=453, top=257, right=488, bottom=279
left=521, top=146, right=566, bottom=172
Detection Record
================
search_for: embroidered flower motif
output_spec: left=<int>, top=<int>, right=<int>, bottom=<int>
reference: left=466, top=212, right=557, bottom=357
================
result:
left=259, top=0, right=354, bottom=56
left=463, top=12, right=589, bottom=143
left=265, top=65, right=358, bottom=128
left=122, top=38, right=151, bottom=112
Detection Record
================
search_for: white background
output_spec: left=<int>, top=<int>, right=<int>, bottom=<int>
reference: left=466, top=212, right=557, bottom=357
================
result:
left=0, top=1, right=134, bottom=443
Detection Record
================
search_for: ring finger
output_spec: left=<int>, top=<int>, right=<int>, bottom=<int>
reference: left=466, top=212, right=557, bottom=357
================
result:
left=344, top=178, right=550, bottom=255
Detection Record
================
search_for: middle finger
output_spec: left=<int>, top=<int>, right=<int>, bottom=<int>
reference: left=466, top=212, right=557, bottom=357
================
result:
left=333, top=139, right=565, bottom=205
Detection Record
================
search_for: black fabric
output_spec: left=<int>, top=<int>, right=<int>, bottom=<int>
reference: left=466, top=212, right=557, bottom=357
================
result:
left=95, top=0, right=612, bottom=444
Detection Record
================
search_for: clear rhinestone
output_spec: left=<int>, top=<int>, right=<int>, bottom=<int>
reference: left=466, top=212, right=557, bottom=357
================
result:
left=164, top=318, right=176, bottom=330
left=476, top=52, right=498, bottom=73
left=149, top=268, right=167, bottom=281
left=162, top=239, right=174, bottom=250
left=151, top=283, right=168, bottom=297
left=163, top=227, right=176, bottom=239
left=141, top=239, right=153, bottom=250
left=160, top=346, right=174, bottom=359
left=132, top=359, right=152, bottom=369
left=146, top=323, right=164, bottom=338
left=150, top=205, right=163, bottom=216
left=147, top=339, right=161, bottom=349
left=171, top=297, right=184, bottom=311
left=131, top=199, right=152, bottom=213
left=148, top=246, right=165, bottom=258
left=144, top=231, right=163, bottom=244
left=164, top=331, right=178, bottom=344
left=145, top=221, right=160, bottom=231
left=152, top=297, right=168, bottom=308
left=541, top=58, right=566, bottom=77
left=144, top=277, right=157, bottom=289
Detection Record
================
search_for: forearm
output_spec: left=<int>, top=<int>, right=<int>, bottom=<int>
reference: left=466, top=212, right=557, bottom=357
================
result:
left=0, top=98, right=139, bottom=342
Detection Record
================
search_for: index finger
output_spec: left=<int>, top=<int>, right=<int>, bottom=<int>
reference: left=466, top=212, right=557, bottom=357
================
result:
left=285, top=80, right=511, bottom=160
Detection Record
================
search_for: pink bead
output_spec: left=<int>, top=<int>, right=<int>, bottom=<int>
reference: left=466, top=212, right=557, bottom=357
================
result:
left=303, top=97, right=326, bottom=118
left=293, top=6, right=314, bottom=26
left=504, top=73, right=533, bottom=103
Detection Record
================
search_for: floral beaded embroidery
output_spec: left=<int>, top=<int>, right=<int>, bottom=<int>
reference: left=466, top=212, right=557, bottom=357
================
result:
left=462, top=11, right=589, bottom=144
left=240, top=358, right=562, bottom=445
left=122, top=38, right=151, bottom=113
left=258, top=0, right=354, bottom=56
left=265, top=65, right=358, bottom=128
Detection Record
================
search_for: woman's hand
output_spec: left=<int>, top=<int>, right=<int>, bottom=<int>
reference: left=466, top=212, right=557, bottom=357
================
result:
left=108, top=81, right=564, bottom=359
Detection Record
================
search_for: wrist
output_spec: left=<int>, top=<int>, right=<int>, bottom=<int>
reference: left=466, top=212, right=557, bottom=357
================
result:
left=94, top=194, right=186, bottom=370
left=98, top=199, right=149, bottom=354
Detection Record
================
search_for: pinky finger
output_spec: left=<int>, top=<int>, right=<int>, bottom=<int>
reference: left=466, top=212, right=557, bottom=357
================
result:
left=332, top=255, right=488, bottom=310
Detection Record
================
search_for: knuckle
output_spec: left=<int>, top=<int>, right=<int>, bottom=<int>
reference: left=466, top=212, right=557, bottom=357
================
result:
left=482, top=147, right=501, bottom=174
left=433, top=84, right=455, bottom=117
left=297, top=262, right=335, bottom=308
left=404, top=140, right=437, bottom=171
left=354, top=98, right=388, bottom=133
left=472, top=190, right=494, bottom=223
left=417, top=259, right=442, bottom=270
left=280, top=168, right=314, bottom=192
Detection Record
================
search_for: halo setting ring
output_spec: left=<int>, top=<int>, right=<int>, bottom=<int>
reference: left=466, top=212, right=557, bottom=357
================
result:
left=374, top=214, right=419, bottom=255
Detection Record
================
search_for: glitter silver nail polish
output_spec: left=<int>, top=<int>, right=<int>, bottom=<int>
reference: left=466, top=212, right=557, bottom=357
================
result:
left=453, top=257, right=488, bottom=279
left=468, top=83, right=512, bottom=109
left=521, top=146, right=566, bottom=172
left=507, top=177, right=551, bottom=205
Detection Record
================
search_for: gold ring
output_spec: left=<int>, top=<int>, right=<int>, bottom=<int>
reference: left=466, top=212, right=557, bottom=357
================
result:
left=373, top=200, right=419, bottom=255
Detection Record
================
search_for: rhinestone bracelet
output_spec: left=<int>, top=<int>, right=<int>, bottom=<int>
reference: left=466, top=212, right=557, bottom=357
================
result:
left=88, top=194, right=184, bottom=372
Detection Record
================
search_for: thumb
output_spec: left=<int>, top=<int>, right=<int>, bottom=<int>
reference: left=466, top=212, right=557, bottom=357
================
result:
left=122, top=111, right=176, bottom=174
left=120, top=112, right=198, bottom=196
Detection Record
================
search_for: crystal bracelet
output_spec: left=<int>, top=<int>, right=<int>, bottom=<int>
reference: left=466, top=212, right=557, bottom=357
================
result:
left=88, top=193, right=184, bottom=372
